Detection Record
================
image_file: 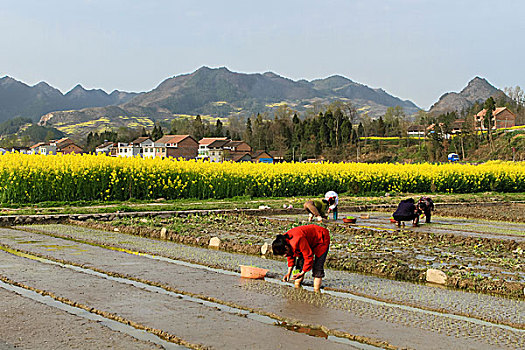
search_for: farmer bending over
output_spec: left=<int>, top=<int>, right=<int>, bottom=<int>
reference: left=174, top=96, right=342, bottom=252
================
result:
left=304, top=193, right=337, bottom=222
left=272, top=224, right=330, bottom=292
left=393, top=198, right=420, bottom=227
left=417, top=196, right=434, bottom=223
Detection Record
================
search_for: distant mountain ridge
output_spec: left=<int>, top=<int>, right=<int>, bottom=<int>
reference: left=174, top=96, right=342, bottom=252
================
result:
left=0, top=76, right=138, bottom=123
left=2, top=69, right=509, bottom=139
left=37, top=67, right=421, bottom=136
left=428, top=77, right=502, bottom=115
left=124, top=66, right=420, bottom=116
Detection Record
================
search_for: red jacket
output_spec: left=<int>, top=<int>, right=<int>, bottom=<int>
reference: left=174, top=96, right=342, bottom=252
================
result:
left=285, top=224, right=330, bottom=273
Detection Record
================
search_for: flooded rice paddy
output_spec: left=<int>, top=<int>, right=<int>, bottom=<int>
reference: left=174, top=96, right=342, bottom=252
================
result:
left=0, top=215, right=522, bottom=349
left=59, top=209, right=524, bottom=297
left=0, top=204, right=523, bottom=349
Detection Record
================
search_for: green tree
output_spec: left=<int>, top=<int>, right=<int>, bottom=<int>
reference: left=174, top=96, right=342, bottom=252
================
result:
left=243, top=117, right=253, bottom=145
left=341, top=119, right=352, bottom=145
left=151, top=124, right=164, bottom=141
left=214, top=119, right=224, bottom=137
left=483, top=97, right=495, bottom=151
left=377, top=116, right=385, bottom=137
left=191, top=115, right=205, bottom=140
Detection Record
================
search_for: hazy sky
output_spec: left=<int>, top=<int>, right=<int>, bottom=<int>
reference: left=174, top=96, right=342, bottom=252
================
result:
left=1, top=0, right=523, bottom=109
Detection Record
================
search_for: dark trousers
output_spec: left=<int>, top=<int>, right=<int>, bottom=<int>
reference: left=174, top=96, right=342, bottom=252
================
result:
left=423, top=209, right=431, bottom=223
left=393, top=213, right=419, bottom=225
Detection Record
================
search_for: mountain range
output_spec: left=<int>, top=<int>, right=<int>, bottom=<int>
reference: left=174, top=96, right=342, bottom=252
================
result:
left=121, top=66, right=420, bottom=117
left=0, top=76, right=138, bottom=123
left=0, top=67, right=505, bottom=137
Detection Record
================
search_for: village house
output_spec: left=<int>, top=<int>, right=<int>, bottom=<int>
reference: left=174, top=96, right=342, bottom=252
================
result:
left=426, top=123, right=454, bottom=139
left=450, top=119, right=465, bottom=134
left=197, top=137, right=229, bottom=160
left=475, top=107, right=516, bottom=130
left=223, top=140, right=252, bottom=153
left=407, top=125, right=426, bottom=137
left=52, top=138, right=83, bottom=154
left=226, top=152, right=252, bottom=162
left=269, top=151, right=285, bottom=163
left=118, top=137, right=152, bottom=157
left=150, top=135, right=198, bottom=159
left=198, top=139, right=254, bottom=162
left=0, top=146, right=31, bottom=154
left=30, top=142, right=55, bottom=155
left=29, top=138, right=83, bottom=155
left=95, top=141, right=118, bottom=156
left=9, top=146, right=31, bottom=154
left=251, top=150, right=274, bottom=163
left=206, top=139, right=231, bottom=162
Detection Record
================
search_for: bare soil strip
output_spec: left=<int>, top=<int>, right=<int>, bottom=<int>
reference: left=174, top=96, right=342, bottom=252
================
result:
left=0, top=228, right=523, bottom=349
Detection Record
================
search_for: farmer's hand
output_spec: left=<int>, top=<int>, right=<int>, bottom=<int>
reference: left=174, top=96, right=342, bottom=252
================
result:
left=282, top=272, right=291, bottom=282
left=292, top=271, right=305, bottom=280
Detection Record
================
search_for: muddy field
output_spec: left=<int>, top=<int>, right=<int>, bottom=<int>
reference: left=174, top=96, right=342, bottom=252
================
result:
left=60, top=206, right=525, bottom=298
left=0, top=202, right=523, bottom=349
left=0, top=224, right=523, bottom=349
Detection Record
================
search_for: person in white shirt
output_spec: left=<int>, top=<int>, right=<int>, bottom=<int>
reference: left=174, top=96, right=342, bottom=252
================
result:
left=324, top=191, right=339, bottom=220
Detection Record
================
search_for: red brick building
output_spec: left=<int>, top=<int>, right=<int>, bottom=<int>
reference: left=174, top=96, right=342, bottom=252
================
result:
left=154, top=135, right=198, bottom=160
left=475, top=107, right=516, bottom=130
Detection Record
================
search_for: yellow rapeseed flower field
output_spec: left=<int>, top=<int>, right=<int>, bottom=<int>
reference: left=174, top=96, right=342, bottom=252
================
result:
left=0, top=153, right=524, bottom=203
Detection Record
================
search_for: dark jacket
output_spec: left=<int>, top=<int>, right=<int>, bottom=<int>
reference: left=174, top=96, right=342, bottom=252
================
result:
left=393, top=199, right=417, bottom=217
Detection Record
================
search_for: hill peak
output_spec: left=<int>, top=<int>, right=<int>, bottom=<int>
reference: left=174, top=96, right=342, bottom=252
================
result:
left=0, top=76, right=25, bottom=88
left=429, top=76, right=501, bottom=115
left=463, top=76, right=492, bottom=89
left=66, top=84, right=88, bottom=94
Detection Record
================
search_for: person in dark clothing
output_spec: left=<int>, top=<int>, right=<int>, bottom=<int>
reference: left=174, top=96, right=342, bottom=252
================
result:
left=417, top=197, right=434, bottom=223
left=272, top=224, right=330, bottom=292
left=393, top=198, right=420, bottom=227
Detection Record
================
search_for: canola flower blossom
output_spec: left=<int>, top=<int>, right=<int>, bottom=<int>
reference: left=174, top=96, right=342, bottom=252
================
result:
left=0, top=153, right=524, bottom=203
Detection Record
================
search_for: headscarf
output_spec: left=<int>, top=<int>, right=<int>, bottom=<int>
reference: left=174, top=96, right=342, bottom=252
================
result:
left=324, top=191, right=339, bottom=211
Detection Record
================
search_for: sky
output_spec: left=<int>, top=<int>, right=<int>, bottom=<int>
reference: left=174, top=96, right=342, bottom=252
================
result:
left=1, top=0, right=524, bottom=110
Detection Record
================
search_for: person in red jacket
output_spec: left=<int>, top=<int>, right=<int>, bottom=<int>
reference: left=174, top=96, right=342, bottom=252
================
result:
left=272, top=224, right=330, bottom=292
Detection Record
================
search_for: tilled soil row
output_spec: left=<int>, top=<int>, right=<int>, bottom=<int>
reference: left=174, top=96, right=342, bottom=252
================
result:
left=0, top=243, right=399, bottom=350
left=0, top=273, right=205, bottom=350
left=70, top=218, right=525, bottom=299
left=17, top=224, right=522, bottom=329
left=0, top=287, right=165, bottom=350
left=4, top=232, right=523, bottom=349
